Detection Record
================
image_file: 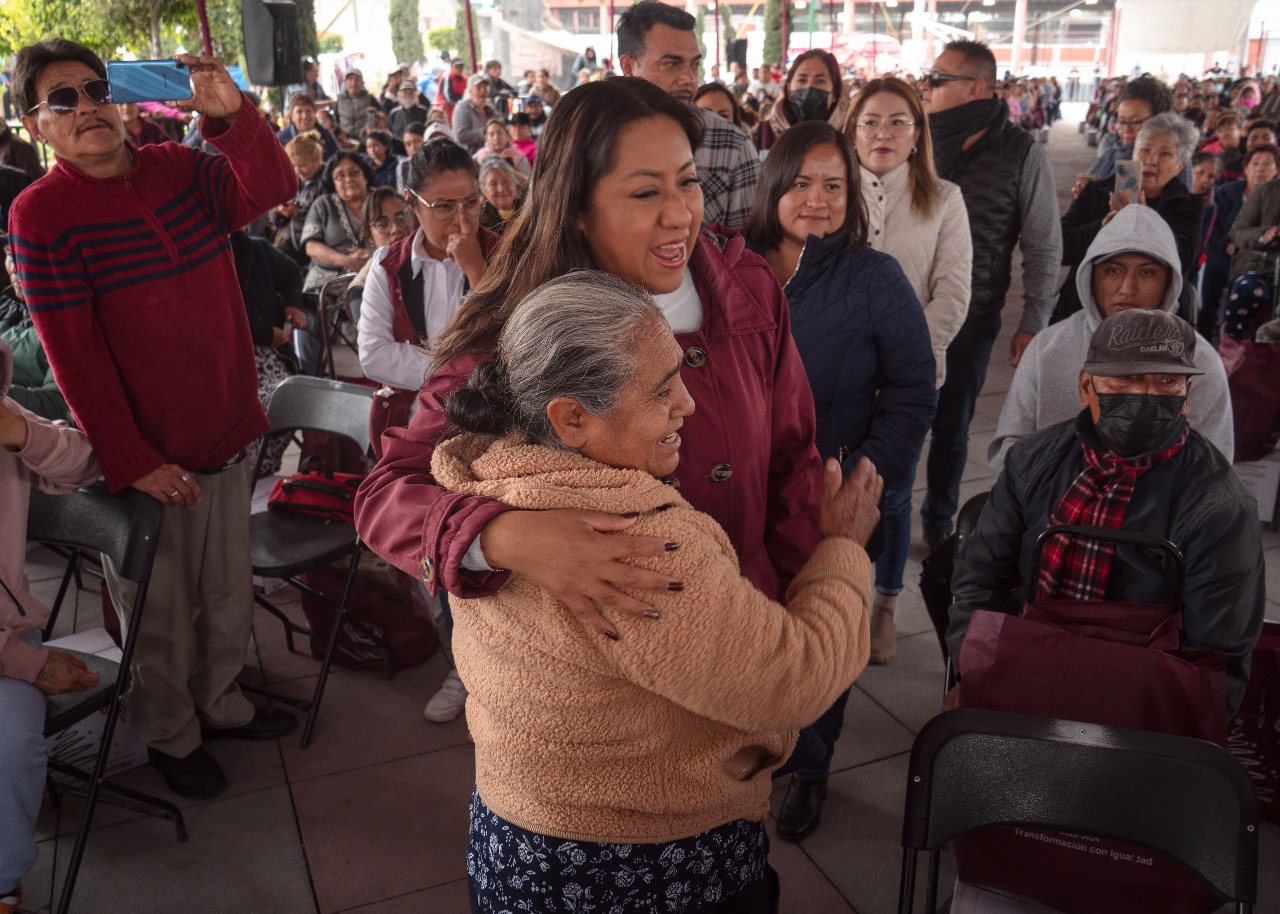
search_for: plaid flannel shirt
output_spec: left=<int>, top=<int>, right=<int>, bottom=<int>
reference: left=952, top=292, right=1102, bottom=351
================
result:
left=1035, top=423, right=1189, bottom=602
left=695, top=107, right=760, bottom=230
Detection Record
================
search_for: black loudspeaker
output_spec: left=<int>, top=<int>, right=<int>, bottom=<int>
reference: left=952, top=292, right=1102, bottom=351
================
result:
left=242, top=0, right=304, bottom=86
left=727, top=39, right=748, bottom=70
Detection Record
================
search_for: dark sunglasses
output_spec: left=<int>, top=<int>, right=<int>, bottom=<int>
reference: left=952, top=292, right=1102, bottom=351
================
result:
left=924, top=72, right=976, bottom=89
left=29, top=79, right=112, bottom=115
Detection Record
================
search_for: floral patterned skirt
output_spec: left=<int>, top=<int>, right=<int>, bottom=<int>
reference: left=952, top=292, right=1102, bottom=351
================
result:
left=467, top=788, right=770, bottom=913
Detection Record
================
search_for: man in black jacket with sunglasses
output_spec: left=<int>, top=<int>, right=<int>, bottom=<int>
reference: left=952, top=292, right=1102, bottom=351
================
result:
left=918, top=39, right=1063, bottom=549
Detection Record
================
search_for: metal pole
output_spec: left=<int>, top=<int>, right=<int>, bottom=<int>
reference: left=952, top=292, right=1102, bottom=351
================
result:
left=714, top=1, right=721, bottom=69
left=1010, top=0, right=1027, bottom=76
left=872, top=0, right=877, bottom=77
left=196, top=0, right=213, bottom=55
left=464, top=0, right=479, bottom=72
left=781, top=0, right=789, bottom=66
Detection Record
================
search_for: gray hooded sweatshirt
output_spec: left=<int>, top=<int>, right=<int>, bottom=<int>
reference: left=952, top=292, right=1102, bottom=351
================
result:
left=989, top=205, right=1234, bottom=474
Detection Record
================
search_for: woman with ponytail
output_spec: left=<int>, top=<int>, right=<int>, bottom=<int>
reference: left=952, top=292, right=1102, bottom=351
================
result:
left=354, top=77, right=825, bottom=642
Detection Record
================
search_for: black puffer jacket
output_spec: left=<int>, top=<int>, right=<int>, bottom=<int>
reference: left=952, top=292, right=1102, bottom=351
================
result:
left=940, top=101, right=1036, bottom=321
left=949, top=412, right=1264, bottom=715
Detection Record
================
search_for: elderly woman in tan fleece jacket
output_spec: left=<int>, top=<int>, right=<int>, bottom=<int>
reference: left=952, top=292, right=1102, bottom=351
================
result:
left=432, top=271, right=881, bottom=914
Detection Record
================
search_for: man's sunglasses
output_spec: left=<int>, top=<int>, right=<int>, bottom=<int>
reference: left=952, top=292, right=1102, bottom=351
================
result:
left=924, top=72, right=976, bottom=89
left=28, top=79, right=112, bottom=115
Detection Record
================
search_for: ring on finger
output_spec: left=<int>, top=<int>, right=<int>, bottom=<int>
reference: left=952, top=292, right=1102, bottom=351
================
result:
left=180, top=473, right=192, bottom=482
left=168, top=490, right=179, bottom=500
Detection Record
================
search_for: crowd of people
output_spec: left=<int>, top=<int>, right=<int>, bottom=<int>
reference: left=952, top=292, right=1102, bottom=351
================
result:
left=0, top=8, right=1273, bottom=913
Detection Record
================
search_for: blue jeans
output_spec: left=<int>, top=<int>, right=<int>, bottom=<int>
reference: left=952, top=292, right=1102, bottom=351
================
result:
left=875, top=437, right=927, bottom=594
left=921, top=313, right=1001, bottom=540
left=0, top=632, right=47, bottom=891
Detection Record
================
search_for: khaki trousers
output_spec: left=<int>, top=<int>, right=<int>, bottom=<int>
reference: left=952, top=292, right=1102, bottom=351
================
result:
left=104, top=460, right=255, bottom=757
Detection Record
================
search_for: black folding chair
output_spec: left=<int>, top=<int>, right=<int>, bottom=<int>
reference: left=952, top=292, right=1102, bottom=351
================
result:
left=248, top=375, right=381, bottom=747
left=315, top=271, right=359, bottom=380
left=898, top=708, right=1259, bottom=914
left=30, top=484, right=185, bottom=914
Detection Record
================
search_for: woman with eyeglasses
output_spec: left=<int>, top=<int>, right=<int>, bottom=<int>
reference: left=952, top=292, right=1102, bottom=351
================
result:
left=1054, top=112, right=1204, bottom=323
left=358, top=137, right=497, bottom=423
left=843, top=78, right=970, bottom=668
left=300, top=150, right=375, bottom=290
left=1074, top=77, right=1178, bottom=199
left=346, top=186, right=417, bottom=310
left=757, top=49, right=848, bottom=153
left=741, top=121, right=935, bottom=843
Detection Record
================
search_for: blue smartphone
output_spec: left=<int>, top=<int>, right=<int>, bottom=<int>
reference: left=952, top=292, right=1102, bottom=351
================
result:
left=106, top=60, right=193, bottom=104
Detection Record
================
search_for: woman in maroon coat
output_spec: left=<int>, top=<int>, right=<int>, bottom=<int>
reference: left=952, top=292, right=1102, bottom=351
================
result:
left=354, top=77, right=823, bottom=639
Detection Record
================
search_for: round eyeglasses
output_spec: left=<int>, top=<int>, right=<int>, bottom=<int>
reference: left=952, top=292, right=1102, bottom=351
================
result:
left=854, top=118, right=917, bottom=138
left=408, top=188, right=483, bottom=221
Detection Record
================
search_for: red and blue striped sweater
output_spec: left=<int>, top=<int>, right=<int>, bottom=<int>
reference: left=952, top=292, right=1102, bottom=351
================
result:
left=9, top=94, right=296, bottom=490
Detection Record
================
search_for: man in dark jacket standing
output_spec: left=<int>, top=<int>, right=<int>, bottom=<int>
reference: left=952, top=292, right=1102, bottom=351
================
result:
left=949, top=309, right=1264, bottom=718
left=920, top=40, right=1062, bottom=545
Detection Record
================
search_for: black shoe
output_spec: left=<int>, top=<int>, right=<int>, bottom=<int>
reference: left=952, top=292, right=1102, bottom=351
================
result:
left=775, top=775, right=827, bottom=842
left=923, top=529, right=948, bottom=552
left=201, top=705, right=298, bottom=742
left=148, top=746, right=227, bottom=799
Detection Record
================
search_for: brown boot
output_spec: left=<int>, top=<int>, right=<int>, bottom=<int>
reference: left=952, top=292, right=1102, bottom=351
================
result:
left=869, top=592, right=897, bottom=664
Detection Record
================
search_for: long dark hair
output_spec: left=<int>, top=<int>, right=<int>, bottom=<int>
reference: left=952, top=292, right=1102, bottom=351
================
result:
left=782, top=49, right=842, bottom=119
left=743, top=121, right=868, bottom=254
left=430, top=77, right=704, bottom=370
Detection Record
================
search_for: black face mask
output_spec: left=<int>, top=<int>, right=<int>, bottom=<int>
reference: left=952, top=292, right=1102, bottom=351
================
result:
left=789, top=87, right=831, bottom=122
left=1093, top=393, right=1186, bottom=458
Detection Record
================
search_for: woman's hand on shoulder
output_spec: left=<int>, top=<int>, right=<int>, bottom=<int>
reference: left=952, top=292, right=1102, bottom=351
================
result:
left=479, top=508, right=681, bottom=639
left=818, top=457, right=883, bottom=547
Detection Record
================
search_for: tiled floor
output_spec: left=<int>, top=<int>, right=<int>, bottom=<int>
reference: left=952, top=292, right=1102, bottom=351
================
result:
left=17, top=105, right=1280, bottom=913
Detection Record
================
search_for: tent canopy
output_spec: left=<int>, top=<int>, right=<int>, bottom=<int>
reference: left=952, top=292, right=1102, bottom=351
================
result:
left=1115, top=0, right=1254, bottom=54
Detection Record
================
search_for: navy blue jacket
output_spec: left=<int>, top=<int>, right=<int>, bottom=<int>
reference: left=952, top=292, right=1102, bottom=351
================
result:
left=1208, top=179, right=1247, bottom=256
left=749, top=229, right=936, bottom=492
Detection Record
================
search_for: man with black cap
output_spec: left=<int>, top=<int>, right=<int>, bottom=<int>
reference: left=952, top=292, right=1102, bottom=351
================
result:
left=523, top=94, right=548, bottom=138
left=949, top=308, right=1264, bottom=718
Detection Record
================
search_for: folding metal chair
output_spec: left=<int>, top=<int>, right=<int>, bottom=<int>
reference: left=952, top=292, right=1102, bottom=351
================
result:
left=898, top=708, right=1259, bottom=914
left=315, top=271, right=359, bottom=380
left=30, top=483, right=183, bottom=914
left=248, top=375, right=380, bottom=747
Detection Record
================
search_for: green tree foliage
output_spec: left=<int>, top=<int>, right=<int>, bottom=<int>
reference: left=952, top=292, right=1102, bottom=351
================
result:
left=720, top=2, right=735, bottom=43
left=427, top=26, right=456, bottom=54
left=390, top=0, right=423, bottom=65
left=0, top=0, right=247, bottom=65
left=763, top=0, right=795, bottom=67
left=294, top=0, right=319, bottom=60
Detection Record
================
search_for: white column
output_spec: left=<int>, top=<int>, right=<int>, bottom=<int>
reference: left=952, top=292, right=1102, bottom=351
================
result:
left=1011, top=0, right=1028, bottom=76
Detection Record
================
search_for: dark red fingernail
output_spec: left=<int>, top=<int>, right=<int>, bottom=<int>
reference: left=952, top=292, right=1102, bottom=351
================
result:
left=622, top=512, right=640, bottom=518
left=643, top=610, right=661, bottom=620
left=667, top=582, right=684, bottom=592
left=665, top=542, right=679, bottom=551
left=603, top=630, right=619, bottom=641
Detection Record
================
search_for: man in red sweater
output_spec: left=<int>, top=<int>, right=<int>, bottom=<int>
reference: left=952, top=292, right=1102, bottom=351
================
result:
left=9, top=39, right=298, bottom=799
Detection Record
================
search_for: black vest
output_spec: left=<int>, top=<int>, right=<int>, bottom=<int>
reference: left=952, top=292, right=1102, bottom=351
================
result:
left=944, top=109, right=1037, bottom=321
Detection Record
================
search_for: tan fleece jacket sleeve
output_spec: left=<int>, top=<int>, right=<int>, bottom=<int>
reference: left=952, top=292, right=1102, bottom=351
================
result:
left=602, top=514, right=873, bottom=733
